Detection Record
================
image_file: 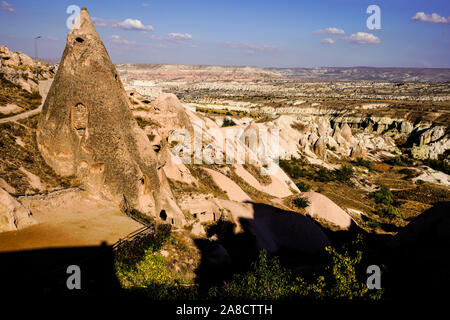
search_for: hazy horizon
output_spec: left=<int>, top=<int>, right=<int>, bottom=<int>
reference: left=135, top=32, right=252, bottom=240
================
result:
left=1, top=0, right=449, bottom=68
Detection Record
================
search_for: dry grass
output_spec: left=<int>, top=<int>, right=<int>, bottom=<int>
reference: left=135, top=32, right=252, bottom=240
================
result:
left=373, top=163, right=392, bottom=171
left=0, top=73, right=41, bottom=118
left=0, top=119, right=74, bottom=193
left=135, top=115, right=161, bottom=129
left=243, top=164, right=272, bottom=186
left=185, top=165, right=229, bottom=200
left=225, top=165, right=274, bottom=202
left=290, top=121, right=306, bottom=132
left=168, top=179, right=204, bottom=198
left=393, top=183, right=450, bottom=205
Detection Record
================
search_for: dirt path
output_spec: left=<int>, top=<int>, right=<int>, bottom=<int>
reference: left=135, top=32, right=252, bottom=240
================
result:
left=0, top=79, right=53, bottom=124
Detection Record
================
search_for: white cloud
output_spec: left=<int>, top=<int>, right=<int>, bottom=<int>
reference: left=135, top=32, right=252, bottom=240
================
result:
left=110, top=34, right=138, bottom=45
left=167, top=33, right=192, bottom=40
left=225, top=42, right=281, bottom=54
left=313, top=27, right=345, bottom=35
left=411, top=12, right=449, bottom=24
left=112, top=18, right=154, bottom=31
left=341, top=32, right=380, bottom=44
left=147, top=34, right=164, bottom=40
left=141, top=2, right=150, bottom=7
left=320, top=38, right=335, bottom=44
left=1, top=1, right=15, bottom=13
left=147, top=33, right=193, bottom=44
left=93, top=17, right=154, bottom=32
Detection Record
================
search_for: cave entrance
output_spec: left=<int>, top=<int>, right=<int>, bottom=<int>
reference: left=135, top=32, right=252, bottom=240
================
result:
left=159, top=210, right=167, bottom=221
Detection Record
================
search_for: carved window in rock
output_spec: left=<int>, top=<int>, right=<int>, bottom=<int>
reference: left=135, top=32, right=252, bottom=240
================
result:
left=72, top=103, right=88, bottom=137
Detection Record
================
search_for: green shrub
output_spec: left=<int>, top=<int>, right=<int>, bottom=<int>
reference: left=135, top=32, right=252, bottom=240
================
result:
left=334, top=164, right=354, bottom=183
left=315, top=167, right=335, bottom=182
left=369, top=186, right=394, bottom=206
left=209, top=247, right=383, bottom=301
left=385, top=156, right=412, bottom=167
left=370, top=186, right=403, bottom=219
left=279, top=158, right=308, bottom=179
left=293, top=197, right=310, bottom=209
left=222, top=118, right=236, bottom=127
left=295, top=181, right=312, bottom=192
left=398, top=168, right=418, bottom=180
left=376, top=205, right=402, bottom=219
left=30, top=87, right=41, bottom=100
left=281, top=160, right=353, bottom=185
left=291, top=122, right=306, bottom=132
left=309, top=246, right=382, bottom=300
left=116, top=250, right=173, bottom=288
left=354, top=157, right=374, bottom=172
left=326, top=143, right=336, bottom=151
left=208, top=250, right=295, bottom=300
left=114, top=223, right=171, bottom=268
left=365, top=219, right=382, bottom=230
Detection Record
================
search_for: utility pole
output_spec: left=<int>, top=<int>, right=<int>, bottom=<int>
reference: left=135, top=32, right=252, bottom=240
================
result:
left=34, top=35, right=41, bottom=83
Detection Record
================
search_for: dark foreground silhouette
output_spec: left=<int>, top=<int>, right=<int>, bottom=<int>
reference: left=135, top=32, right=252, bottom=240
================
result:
left=0, top=201, right=448, bottom=302
left=0, top=243, right=121, bottom=298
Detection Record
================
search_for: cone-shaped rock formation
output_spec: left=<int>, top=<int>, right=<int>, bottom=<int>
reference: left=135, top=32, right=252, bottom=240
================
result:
left=37, top=8, right=184, bottom=225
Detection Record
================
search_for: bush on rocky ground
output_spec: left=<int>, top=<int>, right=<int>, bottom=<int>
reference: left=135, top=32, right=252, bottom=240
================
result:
left=209, top=247, right=383, bottom=301
left=293, top=196, right=310, bottom=209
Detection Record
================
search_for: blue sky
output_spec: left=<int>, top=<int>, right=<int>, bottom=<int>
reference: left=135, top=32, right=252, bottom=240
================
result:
left=0, top=0, right=449, bottom=67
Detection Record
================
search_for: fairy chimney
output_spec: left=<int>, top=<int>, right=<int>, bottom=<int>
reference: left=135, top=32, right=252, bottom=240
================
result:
left=36, top=8, right=185, bottom=225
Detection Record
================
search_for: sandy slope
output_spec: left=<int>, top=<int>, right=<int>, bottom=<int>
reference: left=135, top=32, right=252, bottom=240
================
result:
left=203, top=168, right=251, bottom=202
left=0, top=189, right=142, bottom=252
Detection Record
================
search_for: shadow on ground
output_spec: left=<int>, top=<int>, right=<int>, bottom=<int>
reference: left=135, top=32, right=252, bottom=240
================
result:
left=0, top=242, right=121, bottom=298
left=194, top=202, right=335, bottom=289
left=1, top=201, right=448, bottom=302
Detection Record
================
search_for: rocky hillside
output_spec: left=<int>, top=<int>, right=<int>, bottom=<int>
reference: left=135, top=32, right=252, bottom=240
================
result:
left=0, top=46, right=55, bottom=91
left=116, top=63, right=282, bottom=82
left=0, top=45, right=55, bottom=118
left=267, top=66, right=450, bottom=82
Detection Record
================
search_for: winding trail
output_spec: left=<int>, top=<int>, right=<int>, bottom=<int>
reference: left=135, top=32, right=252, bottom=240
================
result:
left=0, top=79, right=53, bottom=124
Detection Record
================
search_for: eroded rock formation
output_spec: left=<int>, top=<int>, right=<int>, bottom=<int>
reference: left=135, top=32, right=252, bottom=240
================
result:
left=36, top=8, right=184, bottom=225
left=0, top=187, right=36, bottom=232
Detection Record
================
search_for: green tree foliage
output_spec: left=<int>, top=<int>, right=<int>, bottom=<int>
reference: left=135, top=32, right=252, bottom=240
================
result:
left=280, top=158, right=354, bottom=185
left=293, top=197, right=310, bottom=209
left=385, top=155, right=412, bottom=167
left=376, top=205, right=402, bottom=219
left=369, top=186, right=402, bottom=219
left=221, top=118, right=236, bottom=127
left=334, top=164, right=354, bottom=183
left=369, top=186, right=394, bottom=206
left=354, top=157, right=374, bottom=172
left=209, top=248, right=383, bottom=301
left=114, top=223, right=171, bottom=268
left=295, top=181, right=312, bottom=192
left=208, top=250, right=294, bottom=300
left=114, top=223, right=198, bottom=299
